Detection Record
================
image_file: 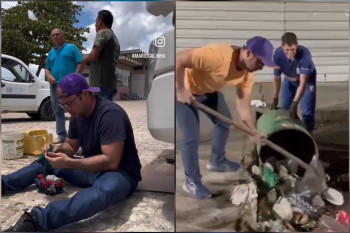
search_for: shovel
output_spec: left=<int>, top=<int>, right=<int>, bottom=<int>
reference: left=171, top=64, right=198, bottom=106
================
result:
left=192, top=100, right=325, bottom=184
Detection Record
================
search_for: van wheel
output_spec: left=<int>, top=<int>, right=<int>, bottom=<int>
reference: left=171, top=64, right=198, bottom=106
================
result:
left=26, top=112, right=41, bottom=120
left=40, top=99, right=55, bottom=121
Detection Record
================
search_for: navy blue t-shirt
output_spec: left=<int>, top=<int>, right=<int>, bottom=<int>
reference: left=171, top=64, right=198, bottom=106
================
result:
left=273, top=45, right=317, bottom=83
left=68, top=96, right=141, bottom=181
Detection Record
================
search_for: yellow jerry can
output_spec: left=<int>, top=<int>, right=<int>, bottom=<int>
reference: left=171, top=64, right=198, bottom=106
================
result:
left=23, top=129, right=53, bottom=156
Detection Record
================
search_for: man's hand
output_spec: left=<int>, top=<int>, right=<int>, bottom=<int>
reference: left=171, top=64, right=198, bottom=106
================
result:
left=176, top=88, right=193, bottom=104
left=270, top=97, right=278, bottom=110
left=45, top=152, right=71, bottom=169
left=48, top=75, right=56, bottom=85
left=289, top=101, right=299, bottom=119
left=53, top=143, right=64, bottom=153
left=249, top=131, right=266, bottom=145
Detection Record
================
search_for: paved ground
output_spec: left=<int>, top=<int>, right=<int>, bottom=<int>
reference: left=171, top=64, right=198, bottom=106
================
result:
left=1, top=100, right=175, bottom=232
left=176, top=82, right=349, bottom=232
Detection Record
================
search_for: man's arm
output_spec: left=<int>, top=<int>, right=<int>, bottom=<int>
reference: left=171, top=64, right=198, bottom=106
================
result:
left=272, top=76, right=281, bottom=99
left=76, top=46, right=102, bottom=73
left=83, top=46, right=102, bottom=63
left=236, top=86, right=256, bottom=133
left=294, top=74, right=309, bottom=102
left=236, top=86, right=264, bottom=144
left=176, top=49, right=194, bottom=104
left=271, top=51, right=282, bottom=109
left=270, top=75, right=281, bottom=109
left=289, top=74, right=309, bottom=119
left=46, top=141, right=124, bottom=173
left=45, top=69, right=56, bottom=85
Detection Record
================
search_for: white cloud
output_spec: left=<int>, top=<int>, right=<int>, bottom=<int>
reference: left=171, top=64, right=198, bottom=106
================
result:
left=78, top=1, right=173, bottom=53
left=2, top=1, right=174, bottom=54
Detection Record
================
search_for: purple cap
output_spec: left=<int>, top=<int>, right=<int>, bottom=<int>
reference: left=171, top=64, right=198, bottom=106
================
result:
left=246, top=36, right=275, bottom=67
left=58, top=73, right=100, bottom=98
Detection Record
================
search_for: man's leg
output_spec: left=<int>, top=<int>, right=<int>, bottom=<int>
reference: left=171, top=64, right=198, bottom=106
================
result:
left=300, top=82, right=316, bottom=131
left=95, top=89, right=117, bottom=101
left=281, top=78, right=297, bottom=110
left=176, top=100, right=201, bottom=183
left=176, top=99, right=211, bottom=199
left=50, top=85, right=67, bottom=142
left=54, top=168, right=99, bottom=188
left=32, top=170, right=135, bottom=231
left=2, top=161, right=44, bottom=194
left=199, top=92, right=239, bottom=172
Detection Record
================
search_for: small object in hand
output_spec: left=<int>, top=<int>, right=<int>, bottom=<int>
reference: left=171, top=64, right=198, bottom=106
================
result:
left=44, top=144, right=54, bottom=157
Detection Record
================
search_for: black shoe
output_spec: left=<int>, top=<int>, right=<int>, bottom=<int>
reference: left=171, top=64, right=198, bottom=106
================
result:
left=3, top=211, right=40, bottom=232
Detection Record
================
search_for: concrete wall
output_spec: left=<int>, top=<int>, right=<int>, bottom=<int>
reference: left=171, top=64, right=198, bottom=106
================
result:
left=176, top=0, right=349, bottom=82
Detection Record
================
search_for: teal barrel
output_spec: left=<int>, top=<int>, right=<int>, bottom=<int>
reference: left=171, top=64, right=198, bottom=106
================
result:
left=257, top=109, right=317, bottom=175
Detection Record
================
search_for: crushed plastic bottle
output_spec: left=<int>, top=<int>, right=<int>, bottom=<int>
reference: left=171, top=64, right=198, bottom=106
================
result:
left=286, top=195, right=321, bottom=218
left=262, top=164, right=278, bottom=190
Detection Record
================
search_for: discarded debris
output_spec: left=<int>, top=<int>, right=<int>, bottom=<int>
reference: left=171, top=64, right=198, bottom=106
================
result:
left=230, top=182, right=258, bottom=207
left=236, top=158, right=348, bottom=232
left=273, top=197, right=293, bottom=222
left=323, top=187, right=344, bottom=206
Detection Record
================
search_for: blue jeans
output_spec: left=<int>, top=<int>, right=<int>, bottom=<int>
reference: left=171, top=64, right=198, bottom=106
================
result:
left=50, top=85, right=67, bottom=140
left=2, top=161, right=138, bottom=231
left=281, top=78, right=316, bottom=131
left=95, top=88, right=117, bottom=101
left=176, top=92, right=231, bottom=184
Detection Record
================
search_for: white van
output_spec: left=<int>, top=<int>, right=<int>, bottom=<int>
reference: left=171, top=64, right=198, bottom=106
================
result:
left=1, top=54, right=54, bottom=121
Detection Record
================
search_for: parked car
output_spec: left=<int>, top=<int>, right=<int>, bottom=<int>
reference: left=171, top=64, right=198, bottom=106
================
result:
left=1, top=54, right=54, bottom=121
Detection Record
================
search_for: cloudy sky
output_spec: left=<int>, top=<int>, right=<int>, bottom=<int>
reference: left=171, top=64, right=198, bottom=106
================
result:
left=1, top=1, right=174, bottom=79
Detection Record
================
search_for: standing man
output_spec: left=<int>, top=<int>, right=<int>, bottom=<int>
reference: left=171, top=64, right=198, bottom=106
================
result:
left=176, top=36, right=275, bottom=199
left=2, top=73, right=141, bottom=232
left=77, top=9, right=120, bottom=101
left=46, top=28, right=82, bottom=144
left=270, top=32, right=317, bottom=132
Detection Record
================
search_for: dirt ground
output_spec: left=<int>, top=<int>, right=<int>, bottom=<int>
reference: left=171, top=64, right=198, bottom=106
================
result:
left=176, top=82, right=349, bottom=232
left=1, top=100, right=175, bottom=232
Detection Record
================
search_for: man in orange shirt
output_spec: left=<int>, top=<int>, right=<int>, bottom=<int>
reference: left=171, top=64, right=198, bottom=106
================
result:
left=176, top=36, right=275, bottom=199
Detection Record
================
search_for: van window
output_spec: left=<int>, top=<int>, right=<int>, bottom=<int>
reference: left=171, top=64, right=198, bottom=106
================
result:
left=1, top=67, right=16, bottom=82
left=1, top=59, right=31, bottom=83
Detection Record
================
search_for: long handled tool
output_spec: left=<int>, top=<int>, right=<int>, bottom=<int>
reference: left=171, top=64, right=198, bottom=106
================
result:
left=192, top=100, right=318, bottom=174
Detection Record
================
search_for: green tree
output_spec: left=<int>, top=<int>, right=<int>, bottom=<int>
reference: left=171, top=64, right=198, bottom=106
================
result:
left=1, top=1, right=90, bottom=76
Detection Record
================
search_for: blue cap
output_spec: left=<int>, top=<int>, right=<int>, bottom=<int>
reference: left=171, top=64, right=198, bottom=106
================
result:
left=246, top=36, right=275, bottom=67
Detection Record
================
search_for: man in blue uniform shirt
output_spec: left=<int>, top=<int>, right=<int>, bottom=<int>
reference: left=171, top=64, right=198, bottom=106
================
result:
left=271, top=32, right=316, bottom=132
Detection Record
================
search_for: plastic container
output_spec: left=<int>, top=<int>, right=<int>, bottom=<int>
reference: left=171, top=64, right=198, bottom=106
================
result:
left=257, top=109, right=318, bottom=176
left=23, top=129, right=53, bottom=156
left=1, top=131, right=24, bottom=159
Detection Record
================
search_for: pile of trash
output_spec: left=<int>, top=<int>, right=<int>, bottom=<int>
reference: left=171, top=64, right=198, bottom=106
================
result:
left=230, top=159, right=349, bottom=232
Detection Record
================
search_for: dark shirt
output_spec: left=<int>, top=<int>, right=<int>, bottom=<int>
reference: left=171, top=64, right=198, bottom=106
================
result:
left=89, top=29, right=120, bottom=90
left=68, top=96, right=141, bottom=181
